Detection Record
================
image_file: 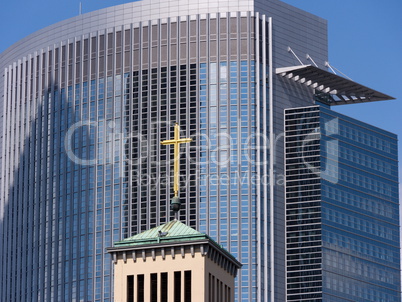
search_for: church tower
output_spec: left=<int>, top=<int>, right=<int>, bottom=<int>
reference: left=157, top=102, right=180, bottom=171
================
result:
left=107, top=219, right=241, bottom=302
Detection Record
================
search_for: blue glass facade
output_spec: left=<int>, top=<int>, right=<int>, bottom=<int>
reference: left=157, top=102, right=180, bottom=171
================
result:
left=0, top=74, right=130, bottom=301
left=320, top=106, right=400, bottom=302
left=0, top=11, right=268, bottom=301
left=2, top=1, right=397, bottom=302
left=199, top=60, right=258, bottom=301
left=285, top=105, right=400, bottom=302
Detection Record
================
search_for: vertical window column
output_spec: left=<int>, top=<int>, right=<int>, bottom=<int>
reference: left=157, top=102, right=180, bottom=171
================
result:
left=150, top=273, right=157, bottom=302
left=184, top=270, right=191, bottom=302
left=137, top=274, right=144, bottom=302
left=126, top=275, right=134, bottom=302
left=174, top=271, right=181, bottom=302
left=160, top=272, right=168, bottom=302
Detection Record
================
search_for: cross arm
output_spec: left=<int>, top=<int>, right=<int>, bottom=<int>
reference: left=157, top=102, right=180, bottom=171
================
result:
left=161, top=138, right=193, bottom=145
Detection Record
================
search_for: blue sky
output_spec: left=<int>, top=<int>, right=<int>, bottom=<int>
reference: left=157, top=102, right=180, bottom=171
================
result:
left=1, top=0, right=401, bottom=187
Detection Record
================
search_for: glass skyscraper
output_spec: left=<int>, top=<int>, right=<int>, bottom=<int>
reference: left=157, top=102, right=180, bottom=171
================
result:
left=0, top=0, right=399, bottom=301
left=285, top=105, right=400, bottom=301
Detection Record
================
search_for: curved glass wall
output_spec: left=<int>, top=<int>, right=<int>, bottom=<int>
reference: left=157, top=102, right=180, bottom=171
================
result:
left=0, top=12, right=268, bottom=302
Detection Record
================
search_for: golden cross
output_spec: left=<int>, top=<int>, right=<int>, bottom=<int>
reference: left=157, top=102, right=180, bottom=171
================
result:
left=161, top=123, right=192, bottom=198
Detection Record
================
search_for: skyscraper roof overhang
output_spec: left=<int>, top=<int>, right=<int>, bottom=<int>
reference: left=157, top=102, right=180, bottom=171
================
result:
left=276, top=65, right=395, bottom=105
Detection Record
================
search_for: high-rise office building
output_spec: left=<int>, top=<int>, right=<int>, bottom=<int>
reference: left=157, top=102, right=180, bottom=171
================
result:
left=0, top=0, right=399, bottom=301
left=284, top=104, right=400, bottom=301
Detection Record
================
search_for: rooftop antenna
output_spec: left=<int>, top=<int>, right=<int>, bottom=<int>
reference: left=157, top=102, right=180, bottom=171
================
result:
left=306, top=54, right=318, bottom=67
left=287, top=47, right=304, bottom=65
left=79, top=2, right=82, bottom=15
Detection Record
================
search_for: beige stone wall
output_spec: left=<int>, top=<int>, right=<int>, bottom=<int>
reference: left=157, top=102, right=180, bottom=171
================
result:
left=114, top=250, right=205, bottom=302
left=113, top=248, right=236, bottom=302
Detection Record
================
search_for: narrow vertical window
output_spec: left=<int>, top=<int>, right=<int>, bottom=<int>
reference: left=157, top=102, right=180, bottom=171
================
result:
left=137, top=274, right=144, bottom=302
left=219, top=281, right=223, bottom=302
left=184, top=270, right=191, bottom=302
left=127, top=275, right=134, bottom=302
left=211, top=275, right=215, bottom=302
left=150, top=273, right=157, bottom=302
left=217, top=280, right=220, bottom=302
left=161, top=272, right=168, bottom=302
left=174, top=271, right=181, bottom=302
left=228, top=286, right=231, bottom=302
left=208, top=274, right=212, bottom=301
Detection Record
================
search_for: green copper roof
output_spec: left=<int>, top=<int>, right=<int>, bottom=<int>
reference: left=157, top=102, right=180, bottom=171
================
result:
left=114, top=220, right=208, bottom=247
left=111, top=220, right=242, bottom=269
